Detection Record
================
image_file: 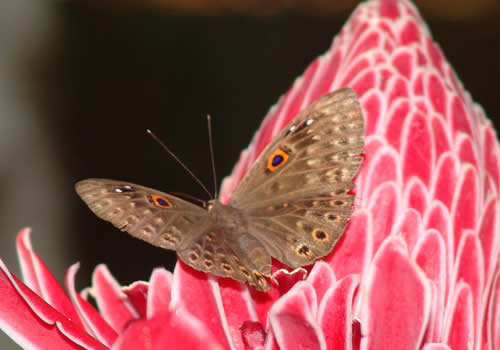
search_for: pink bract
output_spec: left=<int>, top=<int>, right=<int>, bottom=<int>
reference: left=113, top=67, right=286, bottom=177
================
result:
left=1, top=0, right=499, bottom=349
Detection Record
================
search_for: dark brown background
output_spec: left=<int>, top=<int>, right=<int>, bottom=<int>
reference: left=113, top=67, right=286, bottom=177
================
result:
left=0, top=1, right=499, bottom=347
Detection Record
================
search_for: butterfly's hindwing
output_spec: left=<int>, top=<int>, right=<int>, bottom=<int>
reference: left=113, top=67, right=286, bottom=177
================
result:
left=177, top=226, right=272, bottom=291
left=245, top=193, right=354, bottom=268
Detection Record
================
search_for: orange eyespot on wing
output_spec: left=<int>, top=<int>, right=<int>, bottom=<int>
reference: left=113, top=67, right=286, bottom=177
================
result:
left=267, top=149, right=289, bottom=172
left=151, top=195, right=173, bottom=208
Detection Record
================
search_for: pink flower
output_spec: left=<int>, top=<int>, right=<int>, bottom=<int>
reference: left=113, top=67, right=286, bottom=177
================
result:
left=1, top=0, right=499, bottom=349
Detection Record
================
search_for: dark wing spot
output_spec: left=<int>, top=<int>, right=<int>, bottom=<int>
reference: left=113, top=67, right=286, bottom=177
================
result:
left=326, top=214, right=340, bottom=222
left=221, top=263, right=233, bottom=273
left=189, top=252, right=199, bottom=262
left=272, top=155, right=284, bottom=166
left=240, top=267, right=250, bottom=277
left=151, top=195, right=173, bottom=208
left=205, top=231, right=216, bottom=241
left=296, top=245, right=311, bottom=257
left=313, top=229, right=329, bottom=242
left=267, top=149, right=289, bottom=172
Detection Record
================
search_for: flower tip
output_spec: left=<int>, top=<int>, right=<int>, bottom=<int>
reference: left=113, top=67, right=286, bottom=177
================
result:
left=16, top=227, right=33, bottom=249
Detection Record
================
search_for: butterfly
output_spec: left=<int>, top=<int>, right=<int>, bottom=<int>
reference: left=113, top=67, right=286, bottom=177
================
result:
left=75, top=88, right=364, bottom=291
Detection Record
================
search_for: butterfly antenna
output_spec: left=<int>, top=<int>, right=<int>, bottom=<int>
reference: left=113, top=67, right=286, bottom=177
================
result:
left=207, top=115, right=218, bottom=199
left=146, top=129, right=213, bottom=199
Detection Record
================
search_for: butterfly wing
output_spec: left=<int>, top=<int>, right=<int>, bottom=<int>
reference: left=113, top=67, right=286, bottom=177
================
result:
left=76, top=179, right=272, bottom=290
left=176, top=225, right=272, bottom=291
left=76, top=179, right=211, bottom=251
left=229, top=88, right=364, bottom=268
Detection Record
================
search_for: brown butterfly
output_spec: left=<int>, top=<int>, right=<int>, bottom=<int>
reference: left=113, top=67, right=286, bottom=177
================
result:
left=75, top=88, right=364, bottom=291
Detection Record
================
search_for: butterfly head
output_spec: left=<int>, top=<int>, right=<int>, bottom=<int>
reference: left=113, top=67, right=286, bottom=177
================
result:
left=206, top=199, right=243, bottom=225
left=206, top=199, right=228, bottom=214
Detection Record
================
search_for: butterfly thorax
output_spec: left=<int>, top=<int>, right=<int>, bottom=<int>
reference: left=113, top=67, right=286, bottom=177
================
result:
left=206, top=200, right=245, bottom=229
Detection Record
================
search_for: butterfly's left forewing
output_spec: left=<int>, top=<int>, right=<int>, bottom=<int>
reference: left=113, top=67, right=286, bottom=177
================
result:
left=229, top=88, right=364, bottom=268
left=76, top=179, right=211, bottom=251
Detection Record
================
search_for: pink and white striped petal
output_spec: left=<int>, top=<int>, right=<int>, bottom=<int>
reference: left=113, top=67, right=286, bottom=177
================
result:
left=16, top=228, right=82, bottom=327
left=121, top=281, right=148, bottom=319
left=306, top=261, right=336, bottom=304
left=268, top=282, right=325, bottom=350
left=146, top=267, right=172, bottom=318
left=318, top=274, right=359, bottom=350
left=0, top=259, right=108, bottom=350
left=65, top=263, right=117, bottom=347
left=111, top=306, right=223, bottom=350
left=91, top=265, right=140, bottom=333
left=360, top=236, right=431, bottom=349
left=327, top=210, right=372, bottom=279
left=442, top=282, right=474, bottom=349
left=170, top=261, right=234, bottom=349
left=421, top=344, right=452, bottom=350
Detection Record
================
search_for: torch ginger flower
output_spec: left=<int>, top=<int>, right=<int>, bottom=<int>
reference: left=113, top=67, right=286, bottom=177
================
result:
left=1, top=0, right=499, bottom=349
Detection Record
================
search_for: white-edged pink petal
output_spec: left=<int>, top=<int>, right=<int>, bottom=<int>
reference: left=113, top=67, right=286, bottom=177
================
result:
left=111, top=306, right=223, bottom=350
left=0, top=259, right=108, bottom=350
left=413, top=229, right=447, bottom=342
left=482, top=127, right=500, bottom=191
left=361, top=143, right=400, bottom=202
left=146, top=267, right=172, bottom=318
left=384, top=98, right=409, bottom=150
left=482, top=262, right=500, bottom=350
left=392, top=208, right=422, bottom=253
left=318, top=274, right=359, bottom=350
left=477, top=196, right=499, bottom=279
left=421, top=344, right=452, bottom=350
left=16, top=228, right=82, bottom=327
left=360, top=236, right=431, bottom=349
left=170, top=261, right=234, bottom=349
left=404, top=177, right=429, bottom=216
left=218, top=279, right=260, bottom=349
left=401, top=109, right=433, bottom=186
left=452, top=231, right=485, bottom=336
left=442, top=282, right=473, bottom=349
left=327, top=210, right=372, bottom=279
left=306, top=261, right=336, bottom=304
left=121, top=281, right=148, bottom=319
left=269, top=281, right=325, bottom=350
left=451, top=165, right=479, bottom=255
left=249, top=268, right=305, bottom=327
left=65, top=263, right=118, bottom=347
left=91, top=265, right=140, bottom=333
left=368, top=182, right=401, bottom=252
left=431, top=152, right=459, bottom=210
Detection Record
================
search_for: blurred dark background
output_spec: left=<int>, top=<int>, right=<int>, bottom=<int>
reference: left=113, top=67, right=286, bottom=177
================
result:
left=0, top=0, right=499, bottom=347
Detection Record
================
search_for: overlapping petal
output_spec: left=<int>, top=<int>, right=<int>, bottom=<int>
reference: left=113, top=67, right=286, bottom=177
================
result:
left=1, top=0, right=499, bottom=349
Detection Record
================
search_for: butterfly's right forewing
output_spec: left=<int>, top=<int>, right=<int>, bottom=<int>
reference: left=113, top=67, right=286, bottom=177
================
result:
left=229, top=88, right=364, bottom=268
